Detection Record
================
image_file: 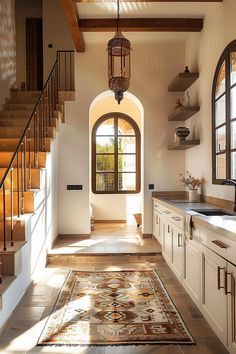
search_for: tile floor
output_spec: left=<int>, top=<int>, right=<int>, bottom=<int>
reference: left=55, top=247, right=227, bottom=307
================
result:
left=0, top=223, right=228, bottom=354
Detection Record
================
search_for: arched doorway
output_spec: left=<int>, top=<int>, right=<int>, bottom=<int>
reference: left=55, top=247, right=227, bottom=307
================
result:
left=89, top=91, right=144, bottom=232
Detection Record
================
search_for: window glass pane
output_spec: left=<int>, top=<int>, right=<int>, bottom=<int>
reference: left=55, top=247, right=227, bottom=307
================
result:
left=215, top=94, right=226, bottom=127
left=216, top=126, right=226, bottom=153
left=96, top=155, right=114, bottom=172
left=96, top=137, right=114, bottom=153
left=118, top=173, right=136, bottom=191
left=231, top=121, right=236, bottom=149
left=118, top=155, right=136, bottom=172
left=231, top=152, right=236, bottom=179
left=96, top=173, right=114, bottom=191
left=231, top=52, right=236, bottom=86
left=215, top=61, right=226, bottom=99
left=96, top=118, right=114, bottom=135
left=231, top=86, right=236, bottom=119
left=216, top=154, right=226, bottom=179
left=118, top=137, right=136, bottom=153
left=118, top=119, right=135, bottom=135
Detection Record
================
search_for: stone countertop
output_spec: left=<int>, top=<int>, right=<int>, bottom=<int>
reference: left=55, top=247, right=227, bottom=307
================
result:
left=153, top=196, right=236, bottom=241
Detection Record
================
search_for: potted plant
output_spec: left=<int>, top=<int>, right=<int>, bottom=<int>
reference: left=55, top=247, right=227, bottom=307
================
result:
left=179, top=171, right=203, bottom=202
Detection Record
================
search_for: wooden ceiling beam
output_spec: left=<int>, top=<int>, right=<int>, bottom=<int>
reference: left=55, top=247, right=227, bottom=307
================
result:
left=79, top=18, right=204, bottom=32
left=74, top=0, right=222, bottom=3
left=61, top=0, right=85, bottom=52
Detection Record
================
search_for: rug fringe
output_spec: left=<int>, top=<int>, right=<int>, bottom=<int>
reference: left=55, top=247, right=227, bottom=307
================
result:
left=37, top=341, right=196, bottom=347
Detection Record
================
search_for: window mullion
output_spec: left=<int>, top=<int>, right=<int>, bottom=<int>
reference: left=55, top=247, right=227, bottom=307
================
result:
left=114, top=117, right=118, bottom=193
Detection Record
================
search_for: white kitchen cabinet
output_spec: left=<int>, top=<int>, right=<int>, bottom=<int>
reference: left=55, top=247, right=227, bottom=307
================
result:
left=172, top=224, right=184, bottom=280
left=227, top=262, right=236, bottom=354
left=201, top=244, right=228, bottom=347
left=184, top=238, right=201, bottom=306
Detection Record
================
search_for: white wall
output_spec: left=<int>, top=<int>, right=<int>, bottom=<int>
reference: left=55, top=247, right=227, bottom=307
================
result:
left=15, top=0, right=42, bottom=88
left=57, top=41, right=185, bottom=235
left=42, top=0, right=73, bottom=79
left=0, top=0, right=16, bottom=108
left=185, top=0, right=236, bottom=203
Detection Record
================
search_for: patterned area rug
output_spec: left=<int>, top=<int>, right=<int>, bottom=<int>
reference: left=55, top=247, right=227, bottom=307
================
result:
left=38, top=270, right=195, bottom=346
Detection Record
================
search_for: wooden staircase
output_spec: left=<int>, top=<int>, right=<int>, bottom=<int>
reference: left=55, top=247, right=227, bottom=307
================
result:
left=0, top=90, right=60, bottom=278
left=0, top=50, right=75, bottom=330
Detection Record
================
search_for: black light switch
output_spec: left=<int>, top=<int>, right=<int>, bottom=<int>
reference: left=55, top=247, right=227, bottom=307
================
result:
left=48, top=43, right=53, bottom=48
left=67, top=185, right=83, bottom=190
left=149, top=184, right=154, bottom=190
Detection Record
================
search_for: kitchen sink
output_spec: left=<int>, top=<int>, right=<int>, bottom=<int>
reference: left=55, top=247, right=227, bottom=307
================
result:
left=190, top=208, right=233, bottom=216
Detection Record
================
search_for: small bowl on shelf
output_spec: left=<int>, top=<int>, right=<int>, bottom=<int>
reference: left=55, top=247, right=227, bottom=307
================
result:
left=175, top=127, right=190, bottom=141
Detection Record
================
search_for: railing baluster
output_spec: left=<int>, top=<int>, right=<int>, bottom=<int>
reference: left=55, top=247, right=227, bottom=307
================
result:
left=58, top=52, right=61, bottom=91
left=28, top=128, right=31, bottom=189
left=21, top=143, right=24, bottom=215
left=70, top=51, right=72, bottom=91
left=10, top=167, right=14, bottom=247
left=17, top=151, right=20, bottom=218
left=3, top=183, right=6, bottom=251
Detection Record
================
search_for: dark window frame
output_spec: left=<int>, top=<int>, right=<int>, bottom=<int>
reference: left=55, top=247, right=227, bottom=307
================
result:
left=212, top=40, right=236, bottom=184
left=92, top=112, right=141, bottom=194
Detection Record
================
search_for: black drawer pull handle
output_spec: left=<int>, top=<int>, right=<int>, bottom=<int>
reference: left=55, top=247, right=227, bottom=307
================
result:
left=212, top=240, right=229, bottom=249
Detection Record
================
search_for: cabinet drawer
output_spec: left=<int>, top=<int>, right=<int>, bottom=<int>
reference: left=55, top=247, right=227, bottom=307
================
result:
left=199, top=227, right=236, bottom=266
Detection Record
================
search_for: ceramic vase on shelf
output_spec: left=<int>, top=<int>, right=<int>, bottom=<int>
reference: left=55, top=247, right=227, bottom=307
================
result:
left=189, top=189, right=198, bottom=202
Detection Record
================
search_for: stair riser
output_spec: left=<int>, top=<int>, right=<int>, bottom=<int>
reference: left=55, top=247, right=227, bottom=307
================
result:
left=47, top=254, right=160, bottom=265
left=0, top=139, right=51, bottom=152
left=0, top=127, right=55, bottom=139
left=1, top=249, right=22, bottom=276
left=8, top=98, right=39, bottom=105
left=3, top=104, right=35, bottom=111
left=0, top=152, right=46, bottom=168
left=0, top=118, right=58, bottom=128
left=0, top=169, right=41, bottom=190
left=0, top=193, right=35, bottom=216
left=0, top=111, right=31, bottom=118
left=11, top=90, right=40, bottom=98
left=0, top=221, right=25, bottom=242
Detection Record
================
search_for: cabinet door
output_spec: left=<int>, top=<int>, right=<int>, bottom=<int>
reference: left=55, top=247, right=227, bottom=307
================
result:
left=153, top=210, right=159, bottom=240
left=172, top=225, right=184, bottom=280
left=201, top=245, right=227, bottom=347
left=162, top=219, right=172, bottom=264
left=227, top=262, right=236, bottom=354
left=184, top=239, right=201, bottom=306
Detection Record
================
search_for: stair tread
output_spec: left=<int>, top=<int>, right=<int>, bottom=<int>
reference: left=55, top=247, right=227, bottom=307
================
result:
left=0, top=240, right=27, bottom=254
left=0, top=275, right=16, bottom=295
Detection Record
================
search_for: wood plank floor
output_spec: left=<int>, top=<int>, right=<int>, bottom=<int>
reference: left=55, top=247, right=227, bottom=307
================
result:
left=51, top=223, right=161, bottom=255
left=0, top=260, right=227, bottom=353
left=0, top=224, right=228, bottom=353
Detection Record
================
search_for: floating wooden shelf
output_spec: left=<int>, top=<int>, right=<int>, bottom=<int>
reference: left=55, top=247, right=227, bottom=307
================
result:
left=168, top=73, right=199, bottom=92
left=168, top=139, right=200, bottom=150
left=168, top=106, right=200, bottom=121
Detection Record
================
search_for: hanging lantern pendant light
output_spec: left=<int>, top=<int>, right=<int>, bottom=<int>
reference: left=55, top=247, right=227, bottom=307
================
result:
left=107, top=0, right=131, bottom=104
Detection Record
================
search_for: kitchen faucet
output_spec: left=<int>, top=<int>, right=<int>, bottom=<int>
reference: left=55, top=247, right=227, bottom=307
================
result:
left=221, top=179, right=236, bottom=212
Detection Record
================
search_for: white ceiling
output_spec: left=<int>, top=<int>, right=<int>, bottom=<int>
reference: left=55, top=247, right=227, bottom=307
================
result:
left=76, top=2, right=222, bottom=44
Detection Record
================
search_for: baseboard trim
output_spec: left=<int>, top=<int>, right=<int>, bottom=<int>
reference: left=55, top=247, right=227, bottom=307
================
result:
left=142, top=233, right=153, bottom=239
left=94, top=220, right=127, bottom=224
left=57, top=234, right=91, bottom=239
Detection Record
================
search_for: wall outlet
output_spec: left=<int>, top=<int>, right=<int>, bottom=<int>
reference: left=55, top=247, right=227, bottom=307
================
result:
left=149, top=184, right=154, bottom=190
left=67, top=185, right=83, bottom=190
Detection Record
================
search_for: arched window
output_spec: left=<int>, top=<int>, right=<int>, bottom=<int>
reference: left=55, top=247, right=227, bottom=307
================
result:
left=212, top=40, right=236, bottom=183
left=92, top=113, right=141, bottom=193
